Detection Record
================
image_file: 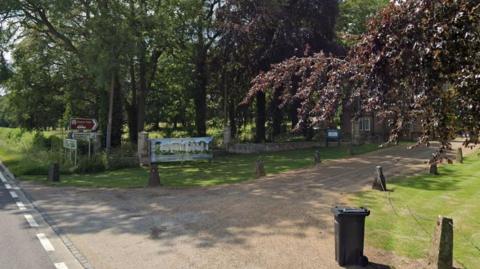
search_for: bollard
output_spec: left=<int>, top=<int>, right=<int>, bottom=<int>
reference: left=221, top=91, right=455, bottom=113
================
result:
left=430, top=163, right=439, bottom=175
left=429, top=152, right=439, bottom=175
left=255, top=159, right=266, bottom=178
left=348, top=145, right=354, bottom=156
left=428, top=216, right=453, bottom=269
left=48, top=163, right=60, bottom=182
left=314, top=150, right=321, bottom=165
left=148, top=164, right=162, bottom=187
left=456, top=148, right=463, bottom=164
left=372, top=166, right=387, bottom=191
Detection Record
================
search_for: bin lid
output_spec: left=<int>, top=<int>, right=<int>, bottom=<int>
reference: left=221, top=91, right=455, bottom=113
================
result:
left=331, top=206, right=370, bottom=217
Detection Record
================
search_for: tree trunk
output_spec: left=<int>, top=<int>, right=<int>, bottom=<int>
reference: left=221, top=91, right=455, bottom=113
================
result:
left=271, top=92, right=283, bottom=139
left=290, top=100, right=299, bottom=130
left=127, top=60, right=138, bottom=143
left=194, top=47, right=207, bottom=137
left=137, top=42, right=147, bottom=135
left=255, top=91, right=266, bottom=143
left=228, top=100, right=237, bottom=139
left=111, top=72, right=123, bottom=148
left=106, top=74, right=115, bottom=153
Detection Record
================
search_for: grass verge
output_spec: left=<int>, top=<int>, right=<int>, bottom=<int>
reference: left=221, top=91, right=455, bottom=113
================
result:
left=351, top=152, right=480, bottom=268
left=21, top=143, right=380, bottom=188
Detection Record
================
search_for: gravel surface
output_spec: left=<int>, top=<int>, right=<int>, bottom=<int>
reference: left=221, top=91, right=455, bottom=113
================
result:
left=20, top=141, right=476, bottom=269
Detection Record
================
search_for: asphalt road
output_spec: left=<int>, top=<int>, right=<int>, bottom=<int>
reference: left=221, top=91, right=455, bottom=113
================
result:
left=0, top=181, right=55, bottom=269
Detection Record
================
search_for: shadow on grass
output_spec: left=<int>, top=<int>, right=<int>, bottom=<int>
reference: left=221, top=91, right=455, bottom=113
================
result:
left=390, top=163, right=464, bottom=191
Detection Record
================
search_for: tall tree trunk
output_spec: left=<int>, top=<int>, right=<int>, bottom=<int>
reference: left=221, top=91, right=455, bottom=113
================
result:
left=271, top=91, right=283, bottom=139
left=290, top=100, right=299, bottom=130
left=228, top=100, right=237, bottom=139
left=127, top=60, right=138, bottom=143
left=106, top=74, right=115, bottom=153
left=255, top=91, right=266, bottom=143
left=137, top=42, right=147, bottom=135
left=194, top=47, right=207, bottom=137
left=111, top=72, right=123, bottom=148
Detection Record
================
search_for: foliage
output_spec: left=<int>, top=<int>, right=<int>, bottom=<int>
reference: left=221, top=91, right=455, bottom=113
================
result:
left=352, top=152, right=480, bottom=268
left=217, top=0, right=344, bottom=141
left=0, top=128, right=66, bottom=175
left=247, top=0, right=480, bottom=147
left=336, top=0, right=389, bottom=45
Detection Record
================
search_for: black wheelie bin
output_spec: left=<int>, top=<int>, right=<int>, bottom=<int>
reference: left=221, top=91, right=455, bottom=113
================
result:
left=332, top=206, right=370, bottom=267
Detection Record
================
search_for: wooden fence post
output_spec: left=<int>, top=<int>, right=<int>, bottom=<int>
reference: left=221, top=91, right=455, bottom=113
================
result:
left=428, top=216, right=453, bottom=269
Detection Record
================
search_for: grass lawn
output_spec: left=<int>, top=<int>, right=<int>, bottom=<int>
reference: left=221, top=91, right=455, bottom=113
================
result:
left=21, top=143, right=380, bottom=188
left=351, top=152, right=480, bottom=268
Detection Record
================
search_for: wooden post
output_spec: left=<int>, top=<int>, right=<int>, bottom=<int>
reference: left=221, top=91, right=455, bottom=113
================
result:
left=48, top=163, right=60, bottom=182
left=348, top=144, right=354, bottom=156
left=456, top=148, right=463, bottom=164
left=148, top=164, right=161, bottom=187
left=430, top=163, right=439, bottom=175
left=255, top=159, right=266, bottom=178
left=428, top=216, right=453, bottom=269
left=314, top=150, right=321, bottom=166
left=372, top=165, right=387, bottom=191
left=430, top=152, right=439, bottom=175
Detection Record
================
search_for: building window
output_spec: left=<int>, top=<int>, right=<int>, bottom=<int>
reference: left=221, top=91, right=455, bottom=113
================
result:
left=359, top=117, right=371, bottom=132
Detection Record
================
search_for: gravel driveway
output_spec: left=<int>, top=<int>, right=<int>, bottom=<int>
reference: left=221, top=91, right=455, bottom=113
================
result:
left=20, top=141, right=475, bottom=269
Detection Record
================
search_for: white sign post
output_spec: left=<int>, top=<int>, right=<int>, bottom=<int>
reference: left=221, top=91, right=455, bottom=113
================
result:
left=63, top=139, right=78, bottom=166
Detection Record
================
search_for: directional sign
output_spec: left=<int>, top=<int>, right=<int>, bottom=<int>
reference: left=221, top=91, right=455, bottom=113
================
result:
left=70, top=118, right=98, bottom=131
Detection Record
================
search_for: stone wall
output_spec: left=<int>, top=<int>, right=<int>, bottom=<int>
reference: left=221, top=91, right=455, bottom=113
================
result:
left=227, top=141, right=323, bottom=154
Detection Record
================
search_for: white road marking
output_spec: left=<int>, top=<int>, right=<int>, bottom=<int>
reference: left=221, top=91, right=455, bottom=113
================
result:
left=4, top=183, right=12, bottom=189
left=16, top=201, right=26, bottom=210
left=9, top=191, right=18, bottom=199
left=54, top=262, right=69, bottom=269
left=24, top=214, right=39, bottom=227
left=0, top=173, right=6, bottom=182
left=36, top=233, right=55, bottom=252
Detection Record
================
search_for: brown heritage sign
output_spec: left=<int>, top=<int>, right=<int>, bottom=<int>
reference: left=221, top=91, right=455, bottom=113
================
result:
left=70, top=118, right=98, bottom=131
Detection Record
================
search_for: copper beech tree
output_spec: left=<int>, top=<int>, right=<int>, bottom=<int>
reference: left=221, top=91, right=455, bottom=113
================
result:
left=244, top=0, right=480, bottom=148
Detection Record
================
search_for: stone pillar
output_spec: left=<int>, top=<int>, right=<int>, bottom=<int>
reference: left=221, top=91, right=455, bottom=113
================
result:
left=223, top=125, right=231, bottom=149
left=138, top=131, right=150, bottom=166
left=148, top=164, right=161, bottom=187
left=428, top=216, right=453, bottom=269
left=48, top=163, right=60, bottom=182
left=372, top=166, right=387, bottom=191
left=456, top=148, right=463, bottom=164
left=255, top=159, right=266, bottom=178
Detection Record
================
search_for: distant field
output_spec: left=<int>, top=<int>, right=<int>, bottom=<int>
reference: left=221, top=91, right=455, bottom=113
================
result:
left=352, top=152, right=480, bottom=268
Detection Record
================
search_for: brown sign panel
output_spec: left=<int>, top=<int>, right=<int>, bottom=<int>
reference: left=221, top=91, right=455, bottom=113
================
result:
left=70, top=118, right=98, bottom=131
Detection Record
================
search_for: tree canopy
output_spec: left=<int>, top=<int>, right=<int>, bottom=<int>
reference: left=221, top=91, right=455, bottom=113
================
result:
left=247, top=0, right=480, bottom=147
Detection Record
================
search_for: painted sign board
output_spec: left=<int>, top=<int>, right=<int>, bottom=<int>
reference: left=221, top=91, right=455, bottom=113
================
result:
left=63, top=139, right=78, bottom=150
left=150, top=137, right=213, bottom=163
left=326, top=129, right=340, bottom=147
left=327, top=129, right=340, bottom=139
left=70, top=118, right=98, bottom=131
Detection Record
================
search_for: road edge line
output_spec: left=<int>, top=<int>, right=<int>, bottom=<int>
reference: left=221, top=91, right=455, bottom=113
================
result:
left=0, top=160, right=94, bottom=269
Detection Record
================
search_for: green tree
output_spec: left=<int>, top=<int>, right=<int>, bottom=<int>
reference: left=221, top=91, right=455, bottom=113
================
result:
left=336, top=0, right=389, bottom=45
left=248, top=0, right=480, bottom=147
left=218, top=0, right=342, bottom=142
